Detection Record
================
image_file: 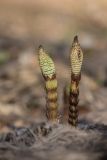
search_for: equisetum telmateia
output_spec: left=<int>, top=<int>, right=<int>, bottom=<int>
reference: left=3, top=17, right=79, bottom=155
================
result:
left=68, top=36, right=83, bottom=127
left=38, top=45, right=59, bottom=122
left=38, top=35, right=83, bottom=126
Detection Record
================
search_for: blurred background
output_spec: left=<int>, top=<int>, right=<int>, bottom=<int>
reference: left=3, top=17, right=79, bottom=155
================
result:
left=0, top=0, right=107, bottom=132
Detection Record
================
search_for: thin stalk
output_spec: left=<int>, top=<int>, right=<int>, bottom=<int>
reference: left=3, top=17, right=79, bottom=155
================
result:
left=68, top=36, right=83, bottom=127
left=38, top=45, right=58, bottom=122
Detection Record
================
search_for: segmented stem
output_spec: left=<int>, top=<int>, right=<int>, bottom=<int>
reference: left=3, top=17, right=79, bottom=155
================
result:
left=68, top=36, right=83, bottom=126
left=38, top=45, right=58, bottom=122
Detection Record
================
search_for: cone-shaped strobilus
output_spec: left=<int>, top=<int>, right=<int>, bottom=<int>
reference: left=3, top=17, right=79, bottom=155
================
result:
left=38, top=46, right=59, bottom=122
left=68, top=36, right=83, bottom=127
